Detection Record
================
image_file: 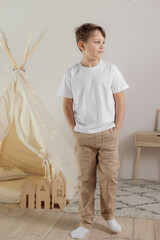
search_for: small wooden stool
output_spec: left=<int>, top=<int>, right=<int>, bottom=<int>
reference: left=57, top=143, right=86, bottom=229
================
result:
left=134, top=131, right=160, bottom=185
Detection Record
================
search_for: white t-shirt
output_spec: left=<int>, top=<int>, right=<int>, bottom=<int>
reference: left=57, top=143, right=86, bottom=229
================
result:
left=57, top=59, right=129, bottom=134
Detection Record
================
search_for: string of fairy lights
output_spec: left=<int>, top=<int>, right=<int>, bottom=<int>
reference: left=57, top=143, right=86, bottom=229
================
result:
left=24, top=70, right=63, bottom=181
left=0, top=28, right=66, bottom=183
left=0, top=69, right=10, bottom=92
left=0, top=68, right=63, bottom=182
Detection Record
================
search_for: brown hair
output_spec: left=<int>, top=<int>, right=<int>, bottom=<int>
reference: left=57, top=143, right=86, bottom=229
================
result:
left=74, top=23, right=106, bottom=52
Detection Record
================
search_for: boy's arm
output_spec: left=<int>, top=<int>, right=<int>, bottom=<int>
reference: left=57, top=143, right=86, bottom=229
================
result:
left=63, top=97, right=76, bottom=134
left=113, top=91, right=125, bottom=132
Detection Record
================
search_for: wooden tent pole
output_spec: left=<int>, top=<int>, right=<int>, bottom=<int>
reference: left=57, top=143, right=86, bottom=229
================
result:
left=0, top=29, right=19, bottom=69
left=4, top=45, right=19, bottom=70
left=26, top=41, right=38, bottom=61
left=20, top=28, right=47, bottom=69
left=20, top=34, right=32, bottom=70
left=26, top=28, right=47, bottom=60
left=20, top=45, right=30, bottom=70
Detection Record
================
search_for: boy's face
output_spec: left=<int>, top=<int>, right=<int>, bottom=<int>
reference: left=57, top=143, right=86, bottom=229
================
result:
left=78, top=30, right=105, bottom=60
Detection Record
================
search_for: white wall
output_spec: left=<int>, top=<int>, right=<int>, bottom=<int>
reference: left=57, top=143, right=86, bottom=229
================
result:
left=0, top=0, right=160, bottom=181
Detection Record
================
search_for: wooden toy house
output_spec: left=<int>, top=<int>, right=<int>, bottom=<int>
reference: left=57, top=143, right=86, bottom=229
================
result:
left=52, top=171, right=66, bottom=210
left=20, top=171, right=67, bottom=210
left=20, top=177, right=36, bottom=209
left=36, top=177, right=51, bottom=209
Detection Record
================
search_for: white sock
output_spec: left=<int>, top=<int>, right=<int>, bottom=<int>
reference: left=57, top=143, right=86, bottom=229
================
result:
left=106, top=218, right=121, bottom=232
left=71, top=226, right=90, bottom=239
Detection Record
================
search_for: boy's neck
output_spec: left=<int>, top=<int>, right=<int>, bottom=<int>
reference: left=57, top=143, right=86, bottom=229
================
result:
left=81, top=57, right=101, bottom=68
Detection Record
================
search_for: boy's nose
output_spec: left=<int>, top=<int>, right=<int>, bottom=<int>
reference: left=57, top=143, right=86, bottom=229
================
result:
left=100, top=45, right=104, bottom=50
left=100, top=43, right=104, bottom=49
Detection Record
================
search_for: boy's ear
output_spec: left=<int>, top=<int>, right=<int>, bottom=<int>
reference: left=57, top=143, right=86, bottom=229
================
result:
left=78, top=40, right=85, bottom=51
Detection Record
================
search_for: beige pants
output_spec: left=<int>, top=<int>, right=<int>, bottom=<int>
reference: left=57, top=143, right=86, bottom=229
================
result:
left=73, top=126, right=120, bottom=230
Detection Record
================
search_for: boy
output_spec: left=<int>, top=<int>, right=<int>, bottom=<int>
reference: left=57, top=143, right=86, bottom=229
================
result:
left=57, top=23, right=129, bottom=239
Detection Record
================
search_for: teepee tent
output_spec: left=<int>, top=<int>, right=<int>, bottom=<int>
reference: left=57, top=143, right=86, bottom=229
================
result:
left=0, top=29, right=78, bottom=203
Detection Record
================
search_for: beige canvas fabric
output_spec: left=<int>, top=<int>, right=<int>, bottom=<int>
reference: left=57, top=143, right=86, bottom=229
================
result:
left=0, top=29, right=78, bottom=202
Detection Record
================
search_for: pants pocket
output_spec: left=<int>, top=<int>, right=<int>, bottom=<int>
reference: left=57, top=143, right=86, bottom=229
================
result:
left=113, top=126, right=120, bottom=138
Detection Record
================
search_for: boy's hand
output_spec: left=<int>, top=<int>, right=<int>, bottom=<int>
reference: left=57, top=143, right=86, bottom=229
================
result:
left=72, top=126, right=76, bottom=135
left=115, top=125, right=121, bottom=132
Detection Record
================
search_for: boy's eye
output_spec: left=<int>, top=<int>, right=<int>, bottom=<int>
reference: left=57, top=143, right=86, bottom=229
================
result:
left=95, top=41, right=105, bottom=44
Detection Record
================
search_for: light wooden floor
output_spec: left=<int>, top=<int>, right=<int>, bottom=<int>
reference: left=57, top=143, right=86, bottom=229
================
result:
left=0, top=203, right=160, bottom=240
